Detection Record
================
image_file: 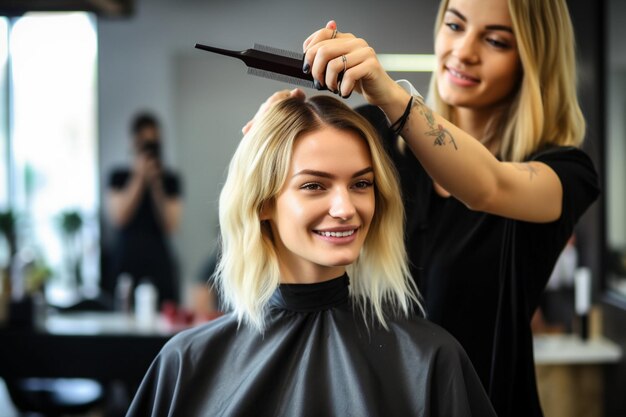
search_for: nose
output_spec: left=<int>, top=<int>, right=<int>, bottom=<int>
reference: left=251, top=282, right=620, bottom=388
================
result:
left=328, top=188, right=356, bottom=220
left=452, top=32, right=479, bottom=64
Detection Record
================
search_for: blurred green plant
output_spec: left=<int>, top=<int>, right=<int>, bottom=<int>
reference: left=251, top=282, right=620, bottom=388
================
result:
left=59, top=211, right=83, bottom=235
left=0, top=211, right=52, bottom=297
left=0, top=210, right=17, bottom=257
left=24, top=258, right=52, bottom=294
left=57, top=210, right=84, bottom=287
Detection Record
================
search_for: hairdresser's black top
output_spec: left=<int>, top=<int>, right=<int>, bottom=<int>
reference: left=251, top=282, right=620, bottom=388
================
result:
left=355, top=105, right=600, bottom=417
left=126, top=275, right=496, bottom=417
left=106, top=167, right=182, bottom=305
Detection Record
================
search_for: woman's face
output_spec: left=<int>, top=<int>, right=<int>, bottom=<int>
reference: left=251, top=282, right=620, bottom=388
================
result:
left=435, top=0, right=522, bottom=110
left=264, top=126, right=375, bottom=283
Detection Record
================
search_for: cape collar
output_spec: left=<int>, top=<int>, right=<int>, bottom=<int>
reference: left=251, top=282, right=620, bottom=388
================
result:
left=269, top=274, right=350, bottom=313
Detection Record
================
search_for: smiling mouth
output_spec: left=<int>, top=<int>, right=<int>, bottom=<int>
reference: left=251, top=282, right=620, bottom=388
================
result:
left=314, top=229, right=356, bottom=238
left=447, top=67, right=479, bottom=82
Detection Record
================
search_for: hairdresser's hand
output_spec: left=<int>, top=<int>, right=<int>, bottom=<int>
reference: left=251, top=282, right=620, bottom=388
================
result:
left=303, top=20, right=403, bottom=107
left=133, top=154, right=158, bottom=184
left=242, top=88, right=306, bottom=135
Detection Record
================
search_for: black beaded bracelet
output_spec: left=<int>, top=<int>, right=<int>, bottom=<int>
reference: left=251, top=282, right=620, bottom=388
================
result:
left=389, top=95, right=414, bottom=136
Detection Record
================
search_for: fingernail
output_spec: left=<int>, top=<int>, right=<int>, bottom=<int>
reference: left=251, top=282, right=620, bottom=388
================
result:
left=302, top=61, right=310, bottom=74
left=341, top=92, right=352, bottom=99
left=314, top=79, right=323, bottom=90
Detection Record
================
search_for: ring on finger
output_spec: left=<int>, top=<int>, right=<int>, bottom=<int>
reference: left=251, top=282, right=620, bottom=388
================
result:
left=337, top=55, right=348, bottom=94
left=331, top=29, right=338, bottom=39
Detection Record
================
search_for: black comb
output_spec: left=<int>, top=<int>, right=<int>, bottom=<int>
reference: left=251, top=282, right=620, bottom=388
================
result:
left=194, top=43, right=318, bottom=89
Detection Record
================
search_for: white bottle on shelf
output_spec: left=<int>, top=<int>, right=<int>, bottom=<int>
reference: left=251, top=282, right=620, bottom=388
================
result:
left=135, top=279, right=158, bottom=329
left=574, top=266, right=591, bottom=340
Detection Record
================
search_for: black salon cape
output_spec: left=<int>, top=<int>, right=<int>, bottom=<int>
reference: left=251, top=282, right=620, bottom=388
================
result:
left=126, top=275, right=495, bottom=417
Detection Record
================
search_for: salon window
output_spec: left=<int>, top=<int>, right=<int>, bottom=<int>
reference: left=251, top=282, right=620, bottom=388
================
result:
left=0, top=12, right=99, bottom=303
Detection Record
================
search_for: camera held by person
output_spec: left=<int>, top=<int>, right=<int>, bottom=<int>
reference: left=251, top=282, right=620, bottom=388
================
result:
left=141, top=141, right=161, bottom=162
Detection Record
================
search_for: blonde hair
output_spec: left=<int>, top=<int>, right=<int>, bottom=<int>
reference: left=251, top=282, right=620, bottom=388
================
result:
left=428, top=0, right=585, bottom=162
left=217, top=95, right=421, bottom=331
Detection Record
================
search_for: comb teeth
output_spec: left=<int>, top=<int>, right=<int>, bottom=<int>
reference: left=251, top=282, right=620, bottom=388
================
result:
left=254, top=43, right=304, bottom=61
left=248, top=67, right=315, bottom=89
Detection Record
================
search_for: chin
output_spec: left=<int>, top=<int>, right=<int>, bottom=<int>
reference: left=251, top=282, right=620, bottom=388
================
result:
left=441, top=95, right=477, bottom=109
left=325, top=256, right=359, bottom=267
left=438, top=84, right=475, bottom=106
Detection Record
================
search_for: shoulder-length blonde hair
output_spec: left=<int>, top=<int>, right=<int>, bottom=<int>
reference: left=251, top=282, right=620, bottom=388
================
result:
left=217, top=95, right=421, bottom=331
left=428, top=0, right=585, bottom=162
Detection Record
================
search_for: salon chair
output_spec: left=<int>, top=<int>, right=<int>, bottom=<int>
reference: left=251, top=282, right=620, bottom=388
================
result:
left=6, top=377, right=104, bottom=417
left=6, top=295, right=113, bottom=417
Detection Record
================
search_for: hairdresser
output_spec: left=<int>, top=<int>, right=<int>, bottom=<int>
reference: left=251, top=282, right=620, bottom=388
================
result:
left=105, top=112, right=183, bottom=307
left=245, top=1, right=600, bottom=416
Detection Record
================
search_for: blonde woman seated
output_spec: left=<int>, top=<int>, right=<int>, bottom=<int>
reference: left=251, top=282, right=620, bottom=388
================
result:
left=126, top=96, right=495, bottom=417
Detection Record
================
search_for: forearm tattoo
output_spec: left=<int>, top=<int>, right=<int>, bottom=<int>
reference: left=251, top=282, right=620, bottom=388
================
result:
left=513, top=163, right=539, bottom=181
left=410, top=96, right=458, bottom=150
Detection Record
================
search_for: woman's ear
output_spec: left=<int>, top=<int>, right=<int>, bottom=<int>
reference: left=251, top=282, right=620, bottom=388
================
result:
left=259, top=200, right=274, bottom=221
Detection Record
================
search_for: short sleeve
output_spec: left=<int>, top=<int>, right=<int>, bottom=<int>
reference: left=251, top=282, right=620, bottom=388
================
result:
left=532, top=147, right=600, bottom=226
left=519, top=147, right=600, bottom=302
left=108, top=168, right=130, bottom=190
left=163, top=171, right=182, bottom=197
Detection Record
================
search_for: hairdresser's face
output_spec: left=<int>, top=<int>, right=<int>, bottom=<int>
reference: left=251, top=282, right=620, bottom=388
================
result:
left=265, top=126, right=375, bottom=284
left=435, top=0, right=521, bottom=109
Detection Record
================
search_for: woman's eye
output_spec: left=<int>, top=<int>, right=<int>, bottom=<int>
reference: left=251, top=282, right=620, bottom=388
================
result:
left=301, top=182, right=324, bottom=191
left=486, top=38, right=509, bottom=49
left=353, top=180, right=373, bottom=190
left=445, top=22, right=462, bottom=32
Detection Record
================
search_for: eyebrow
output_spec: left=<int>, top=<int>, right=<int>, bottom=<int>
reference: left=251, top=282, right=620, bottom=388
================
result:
left=446, top=8, right=514, bottom=33
left=293, top=167, right=374, bottom=179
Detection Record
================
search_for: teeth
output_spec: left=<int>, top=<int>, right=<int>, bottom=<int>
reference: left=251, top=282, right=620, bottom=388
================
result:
left=450, top=68, right=474, bottom=81
left=317, top=230, right=355, bottom=238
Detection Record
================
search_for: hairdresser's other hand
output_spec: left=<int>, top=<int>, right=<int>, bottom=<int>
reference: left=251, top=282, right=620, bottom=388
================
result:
left=303, top=20, right=402, bottom=107
left=242, top=88, right=306, bottom=135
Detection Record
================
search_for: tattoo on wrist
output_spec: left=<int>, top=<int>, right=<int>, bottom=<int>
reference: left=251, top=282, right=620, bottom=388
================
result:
left=404, top=95, right=457, bottom=150
left=415, top=101, right=458, bottom=150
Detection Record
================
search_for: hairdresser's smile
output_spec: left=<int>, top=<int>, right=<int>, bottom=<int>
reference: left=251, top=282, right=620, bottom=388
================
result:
left=445, top=65, right=480, bottom=87
left=264, top=126, right=375, bottom=284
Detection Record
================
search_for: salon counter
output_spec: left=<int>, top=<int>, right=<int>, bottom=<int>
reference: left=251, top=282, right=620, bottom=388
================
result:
left=533, top=334, right=622, bottom=417
left=533, top=334, right=622, bottom=365
left=0, top=312, right=181, bottom=392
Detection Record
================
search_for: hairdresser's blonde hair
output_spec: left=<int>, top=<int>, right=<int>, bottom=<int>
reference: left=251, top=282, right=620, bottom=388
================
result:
left=217, top=96, right=420, bottom=331
left=428, top=0, right=585, bottom=162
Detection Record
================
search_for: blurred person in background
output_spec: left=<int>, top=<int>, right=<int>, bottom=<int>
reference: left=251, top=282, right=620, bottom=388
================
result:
left=105, top=112, right=183, bottom=308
